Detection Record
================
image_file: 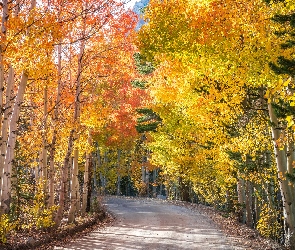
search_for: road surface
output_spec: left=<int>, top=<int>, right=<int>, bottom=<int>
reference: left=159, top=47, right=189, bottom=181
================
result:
left=55, top=196, right=240, bottom=250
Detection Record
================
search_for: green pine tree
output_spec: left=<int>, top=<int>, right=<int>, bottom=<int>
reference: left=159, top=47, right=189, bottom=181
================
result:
left=266, top=0, right=295, bottom=75
left=133, top=53, right=162, bottom=133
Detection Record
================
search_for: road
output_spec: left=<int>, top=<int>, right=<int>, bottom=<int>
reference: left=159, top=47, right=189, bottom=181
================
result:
left=55, top=196, right=240, bottom=250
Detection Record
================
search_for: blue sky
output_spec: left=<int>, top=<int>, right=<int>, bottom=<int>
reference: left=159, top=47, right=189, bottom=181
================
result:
left=123, top=0, right=138, bottom=9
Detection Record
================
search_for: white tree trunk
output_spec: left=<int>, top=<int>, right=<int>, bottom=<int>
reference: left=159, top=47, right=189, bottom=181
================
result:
left=39, top=87, right=48, bottom=191
left=268, top=101, right=295, bottom=247
left=1, top=71, right=28, bottom=214
left=68, top=147, right=80, bottom=223
left=0, top=66, right=14, bottom=192
left=0, top=0, right=36, bottom=215
left=67, top=11, right=86, bottom=222
left=48, top=39, right=63, bottom=207
left=0, top=0, right=9, bottom=216
left=54, top=129, right=74, bottom=226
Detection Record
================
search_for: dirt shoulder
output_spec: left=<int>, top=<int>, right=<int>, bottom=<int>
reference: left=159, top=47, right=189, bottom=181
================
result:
left=168, top=200, right=284, bottom=250
left=0, top=210, right=110, bottom=250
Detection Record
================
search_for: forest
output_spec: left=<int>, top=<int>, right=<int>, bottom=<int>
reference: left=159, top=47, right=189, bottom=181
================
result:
left=0, top=0, right=295, bottom=249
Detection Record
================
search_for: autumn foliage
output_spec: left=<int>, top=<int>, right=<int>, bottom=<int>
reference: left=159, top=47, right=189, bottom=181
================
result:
left=0, top=0, right=151, bottom=244
left=136, top=0, right=295, bottom=247
left=1, top=0, right=295, bottom=248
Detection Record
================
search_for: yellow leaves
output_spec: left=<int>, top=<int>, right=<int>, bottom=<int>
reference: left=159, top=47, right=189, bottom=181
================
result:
left=278, top=171, right=287, bottom=181
left=286, top=116, right=294, bottom=127
left=137, top=0, right=295, bottom=212
left=0, top=214, right=15, bottom=243
left=287, top=2, right=295, bottom=11
left=283, top=77, right=292, bottom=87
left=20, top=181, right=57, bottom=230
left=257, top=204, right=282, bottom=239
left=275, top=134, right=287, bottom=150
left=269, top=0, right=295, bottom=14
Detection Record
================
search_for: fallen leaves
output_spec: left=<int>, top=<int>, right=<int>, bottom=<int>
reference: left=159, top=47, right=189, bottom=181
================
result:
left=168, top=199, right=285, bottom=250
left=0, top=209, right=111, bottom=250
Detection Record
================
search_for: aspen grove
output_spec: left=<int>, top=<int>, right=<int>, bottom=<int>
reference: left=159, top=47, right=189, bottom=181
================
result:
left=136, top=0, right=295, bottom=248
left=0, top=0, right=147, bottom=240
left=1, top=0, right=295, bottom=249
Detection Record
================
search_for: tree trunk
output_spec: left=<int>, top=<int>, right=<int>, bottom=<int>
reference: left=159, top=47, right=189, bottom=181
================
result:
left=86, top=153, right=93, bottom=213
left=67, top=11, right=86, bottom=221
left=93, top=145, right=100, bottom=191
left=68, top=146, right=79, bottom=223
left=0, top=0, right=9, bottom=216
left=100, top=151, right=108, bottom=195
left=246, top=180, right=253, bottom=228
left=153, top=169, right=157, bottom=198
left=1, top=71, right=28, bottom=214
left=254, top=185, right=261, bottom=224
left=141, top=166, right=146, bottom=183
left=268, top=101, right=295, bottom=248
left=179, top=177, right=190, bottom=202
left=81, top=131, right=92, bottom=215
left=237, top=177, right=246, bottom=224
left=39, top=87, right=48, bottom=193
left=0, top=0, right=9, bottom=140
left=0, top=66, right=14, bottom=192
left=0, top=0, right=36, bottom=215
left=116, top=149, right=121, bottom=196
left=48, top=38, right=63, bottom=207
left=54, top=129, right=74, bottom=227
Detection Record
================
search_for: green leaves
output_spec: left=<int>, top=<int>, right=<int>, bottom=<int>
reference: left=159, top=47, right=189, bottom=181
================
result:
left=134, top=53, right=155, bottom=75
left=136, top=108, right=162, bottom=133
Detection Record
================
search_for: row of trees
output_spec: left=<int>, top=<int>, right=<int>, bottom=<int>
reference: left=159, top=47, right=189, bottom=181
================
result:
left=135, top=0, right=295, bottom=248
left=2, top=0, right=295, bottom=249
left=0, top=0, right=152, bottom=240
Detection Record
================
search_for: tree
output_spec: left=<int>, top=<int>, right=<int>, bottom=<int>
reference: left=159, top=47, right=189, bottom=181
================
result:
left=136, top=0, right=293, bottom=244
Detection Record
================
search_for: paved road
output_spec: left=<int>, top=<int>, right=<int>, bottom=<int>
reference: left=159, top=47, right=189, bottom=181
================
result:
left=55, top=196, right=238, bottom=250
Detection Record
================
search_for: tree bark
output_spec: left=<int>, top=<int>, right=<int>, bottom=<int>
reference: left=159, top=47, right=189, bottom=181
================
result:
left=100, top=151, right=108, bottom=195
left=67, top=9, right=86, bottom=222
left=54, top=129, right=74, bottom=227
left=268, top=101, right=295, bottom=248
left=0, top=66, right=14, bottom=193
left=48, top=37, right=63, bottom=207
left=39, top=87, right=48, bottom=194
left=81, top=131, right=92, bottom=215
left=116, top=149, right=121, bottom=196
left=86, top=153, right=93, bottom=213
left=246, top=180, right=253, bottom=228
left=237, top=177, right=246, bottom=224
left=1, top=71, right=28, bottom=214
left=68, top=146, right=79, bottom=223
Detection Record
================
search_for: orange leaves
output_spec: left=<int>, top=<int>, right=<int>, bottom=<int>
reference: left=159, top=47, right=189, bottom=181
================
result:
left=0, top=0, right=144, bottom=164
left=96, top=80, right=149, bottom=148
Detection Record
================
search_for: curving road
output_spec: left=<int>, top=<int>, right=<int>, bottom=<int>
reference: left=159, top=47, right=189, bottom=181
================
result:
left=55, top=196, right=240, bottom=250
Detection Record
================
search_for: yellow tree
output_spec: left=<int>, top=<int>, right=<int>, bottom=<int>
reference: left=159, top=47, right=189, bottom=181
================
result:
left=137, top=0, right=294, bottom=243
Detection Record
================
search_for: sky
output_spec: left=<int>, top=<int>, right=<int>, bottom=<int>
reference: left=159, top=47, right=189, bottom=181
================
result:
left=123, top=0, right=138, bottom=9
